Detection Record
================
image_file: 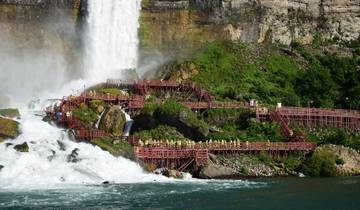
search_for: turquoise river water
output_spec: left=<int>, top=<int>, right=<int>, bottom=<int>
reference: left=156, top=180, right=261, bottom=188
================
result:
left=0, top=176, right=359, bottom=210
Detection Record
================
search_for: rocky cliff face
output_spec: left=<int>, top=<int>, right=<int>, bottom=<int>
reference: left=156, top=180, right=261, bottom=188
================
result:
left=141, top=0, right=360, bottom=56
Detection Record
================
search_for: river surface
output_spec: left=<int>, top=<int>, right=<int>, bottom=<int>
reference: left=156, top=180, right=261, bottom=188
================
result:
left=0, top=176, right=359, bottom=210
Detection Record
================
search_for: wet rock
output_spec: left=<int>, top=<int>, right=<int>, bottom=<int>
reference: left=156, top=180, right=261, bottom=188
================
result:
left=155, top=168, right=183, bottom=179
left=99, top=106, right=126, bottom=137
left=5, top=143, right=13, bottom=147
left=67, top=148, right=81, bottom=163
left=47, top=150, right=56, bottom=161
left=102, top=181, right=110, bottom=185
left=14, top=142, right=29, bottom=153
left=57, top=140, right=66, bottom=151
left=0, top=117, right=20, bottom=143
left=42, top=115, right=52, bottom=122
left=0, top=165, right=3, bottom=171
left=155, top=109, right=209, bottom=140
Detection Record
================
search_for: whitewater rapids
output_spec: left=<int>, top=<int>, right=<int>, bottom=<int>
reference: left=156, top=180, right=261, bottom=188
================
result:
left=0, top=103, right=168, bottom=190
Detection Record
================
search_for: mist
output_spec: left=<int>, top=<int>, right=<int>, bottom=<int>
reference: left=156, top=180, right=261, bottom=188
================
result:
left=0, top=16, right=82, bottom=108
left=137, top=50, right=174, bottom=79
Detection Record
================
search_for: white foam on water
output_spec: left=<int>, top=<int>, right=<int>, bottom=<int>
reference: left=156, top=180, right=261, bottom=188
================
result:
left=0, top=101, right=167, bottom=190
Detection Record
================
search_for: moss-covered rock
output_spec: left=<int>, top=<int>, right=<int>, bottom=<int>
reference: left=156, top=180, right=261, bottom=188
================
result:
left=155, top=100, right=209, bottom=140
left=91, top=137, right=134, bottom=159
left=134, top=125, right=187, bottom=141
left=0, top=108, right=20, bottom=118
left=14, top=142, right=29, bottom=153
left=132, top=100, right=209, bottom=140
left=99, top=106, right=126, bottom=137
left=73, top=104, right=99, bottom=128
left=0, top=117, right=20, bottom=143
left=89, top=100, right=105, bottom=114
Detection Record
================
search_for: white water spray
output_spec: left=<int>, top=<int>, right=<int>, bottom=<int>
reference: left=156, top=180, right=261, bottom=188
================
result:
left=0, top=103, right=165, bottom=189
left=0, top=0, right=172, bottom=189
left=85, top=0, right=141, bottom=82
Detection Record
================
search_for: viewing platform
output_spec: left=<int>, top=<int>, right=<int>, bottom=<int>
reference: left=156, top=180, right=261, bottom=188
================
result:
left=257, top=106, right=360, bottom=133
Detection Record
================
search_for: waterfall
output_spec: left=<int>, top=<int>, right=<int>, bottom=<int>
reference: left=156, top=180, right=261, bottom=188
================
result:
left=85, top=0, right=141, bottom=82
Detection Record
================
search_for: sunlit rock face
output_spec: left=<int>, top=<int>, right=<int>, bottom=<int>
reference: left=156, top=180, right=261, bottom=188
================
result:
left=140, top=0, right=360, bottom=55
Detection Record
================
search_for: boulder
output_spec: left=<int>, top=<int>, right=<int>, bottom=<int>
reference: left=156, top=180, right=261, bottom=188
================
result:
left=14, top=142, right=29, bottom=153
left=57, top=140, right=66, bottom=151
left=99, top=106, right=126, bottom=137
left=0, top=117, right=20, bottom=143
left=155, top=109, right=209, bottom=140
left=155, top=168, right=184, bottom=179
left=199, top=163, right=239, bottom=179
left=0, top=165, right=3, bottom=171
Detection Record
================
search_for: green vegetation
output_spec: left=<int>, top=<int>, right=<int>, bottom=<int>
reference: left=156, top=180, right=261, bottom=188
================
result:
left=206, top=116, right=285, bottom=142
left=99, top=106, right=126, bottom=137
left=100, top=88, right=122, bottom=95
left=302, top=149, right=337, bottom=176
left=91, top=137, right=134, bottom=159
left=158, top=100, right=208, bottom=131
left=293, top=43, right=360, bottom=108
left=168, top=40, right=359, bottom=109
left=307, top=127, right=360, bottom=151
left=73, top=105, right=98, bottom=128
left=89, top=100, right=104, bottom=109
left=134, top=125, right=188, bottom=141
left=0, top=109, right=20, bottom=118
left=189, top=41, right=286, bottom=103
left=140, top=103, right=158, bottom=115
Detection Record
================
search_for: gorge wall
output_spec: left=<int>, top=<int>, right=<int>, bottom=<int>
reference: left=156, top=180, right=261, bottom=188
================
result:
left=140, top=0, right=360, bottom=56
left=0, top=0, right=359, bottom=72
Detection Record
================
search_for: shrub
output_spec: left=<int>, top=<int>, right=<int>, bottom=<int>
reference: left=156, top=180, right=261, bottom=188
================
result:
left=101, top=88, right=121, bottom=95
left=355, top=48, right=360, bottom=56
left=91, top=137, right=134, bottom=158
left=134, top=125, right=188, bottom=141
left=335, top=155, right=345, bottom=165
left=141, top=103, right=158, bottom=115
left=89, top=100, right=104, bottom=111
left=302, top=149, right=337, bottom=176
left=245, top=118, right=286, bottom=142
left=73, top=105, right=98, bottom=127
left=258, top=151, right=272, bottom=164
left=159, top=100, right=208, bottom=130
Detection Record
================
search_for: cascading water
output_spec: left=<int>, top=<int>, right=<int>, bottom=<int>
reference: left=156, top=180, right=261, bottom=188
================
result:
left=0, top=0, right=168, bottom=189
left=0, top=103, right=165, bottom=189
left=85, top=0, right=141, bottom=82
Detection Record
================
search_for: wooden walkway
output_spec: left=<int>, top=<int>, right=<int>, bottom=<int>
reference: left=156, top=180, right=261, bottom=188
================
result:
left=133, top=141, right=316, bottom=171
left=257, top=106, right=360, bottom=133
